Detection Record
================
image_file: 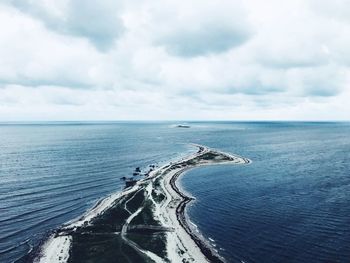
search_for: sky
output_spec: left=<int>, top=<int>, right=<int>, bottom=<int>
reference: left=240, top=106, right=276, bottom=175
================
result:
left=0, top=0, right=349, bottom=121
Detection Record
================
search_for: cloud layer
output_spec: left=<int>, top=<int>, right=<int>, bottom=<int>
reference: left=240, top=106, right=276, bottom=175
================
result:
left=0, top=0, right=349, bottom=120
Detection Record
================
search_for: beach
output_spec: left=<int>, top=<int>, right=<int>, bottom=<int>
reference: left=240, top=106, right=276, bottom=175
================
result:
left=33, top=144, right=250, bottom=263
left=3, top=122, right=349, bottom=263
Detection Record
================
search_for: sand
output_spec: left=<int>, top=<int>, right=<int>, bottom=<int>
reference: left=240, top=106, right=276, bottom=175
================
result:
left=34, top=144, right=250, bottom=263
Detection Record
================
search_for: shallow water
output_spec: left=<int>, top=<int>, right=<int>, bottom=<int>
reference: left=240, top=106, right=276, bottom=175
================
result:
left=1, top=122, right=349, bottom=262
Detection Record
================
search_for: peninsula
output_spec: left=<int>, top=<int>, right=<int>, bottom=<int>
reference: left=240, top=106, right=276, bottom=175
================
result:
left=34, top=145, right=251, bottom=263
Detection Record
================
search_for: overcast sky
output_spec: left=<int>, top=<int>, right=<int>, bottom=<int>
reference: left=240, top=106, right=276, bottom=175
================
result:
left=0, top=0, right=349, bottom=121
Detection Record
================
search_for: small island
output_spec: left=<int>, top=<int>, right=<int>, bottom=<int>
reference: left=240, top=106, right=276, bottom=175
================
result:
left=34, top=145, right=250, bottom=263
left=176, top=124, right=191, bottom=128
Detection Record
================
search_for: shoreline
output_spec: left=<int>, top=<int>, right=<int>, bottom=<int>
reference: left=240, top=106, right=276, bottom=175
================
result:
left=33, top=144, right=250, bottom=263
left=162, top=145, right=250, bottom=262
left=171, top=168, right=224, bottom=263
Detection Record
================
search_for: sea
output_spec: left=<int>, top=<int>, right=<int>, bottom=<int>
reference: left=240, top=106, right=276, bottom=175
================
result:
left=0, top=122, right=349, bottom=263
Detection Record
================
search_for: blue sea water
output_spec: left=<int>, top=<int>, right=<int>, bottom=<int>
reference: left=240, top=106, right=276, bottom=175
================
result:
left=0, top=122, right=349, bottom=263
left=181, top=122, right=350, bottom=263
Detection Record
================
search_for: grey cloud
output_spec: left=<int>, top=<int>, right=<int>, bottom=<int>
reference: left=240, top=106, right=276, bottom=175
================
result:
left=159, top=24, right=251, bottom=57
left=286, top=65, right=345, bottom=97
left=305, top=86, right=337, bottom=97
left=0, top=77, right=92, bottom=90
left=301, top=77, right=342, bottom=97
left=175, top=81, right=284, bottom=101
left=10, top=0, right=125, bottom=51
left=259, top=56, right=330, bottom=69
left=225, top=83, right=284, bottom=96
left=65, top=0, right=124, bottom=51
left=254, top=43, right=331, bottom=69
left=48, top=96, right=84, bottom=106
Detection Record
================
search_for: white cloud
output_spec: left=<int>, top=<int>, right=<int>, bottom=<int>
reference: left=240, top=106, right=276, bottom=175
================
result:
left=0, top=5, right=109, bottom=88
left=0, top=0, right=349, bottom=120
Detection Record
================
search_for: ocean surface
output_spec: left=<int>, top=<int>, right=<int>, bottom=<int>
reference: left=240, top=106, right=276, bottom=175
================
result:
left=0, top=122, right=349, bottom=263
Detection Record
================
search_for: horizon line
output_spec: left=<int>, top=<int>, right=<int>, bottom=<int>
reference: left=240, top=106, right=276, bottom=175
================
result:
left=0, top=120, right=349, bottom=124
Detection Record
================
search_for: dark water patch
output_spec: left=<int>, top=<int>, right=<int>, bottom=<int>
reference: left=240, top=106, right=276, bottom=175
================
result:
left=181, top=122, right=350, bottom=263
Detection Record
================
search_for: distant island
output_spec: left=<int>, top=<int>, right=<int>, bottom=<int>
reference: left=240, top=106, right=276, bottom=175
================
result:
left=176, top=124, right=191, bottom=128
left=33, top=145, right=250, bottom=263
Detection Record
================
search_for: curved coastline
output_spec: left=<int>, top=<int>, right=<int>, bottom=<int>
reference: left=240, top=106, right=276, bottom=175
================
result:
left=33, top=144, right=251, bottom=263
left=171, top=168, right=224, bottom=263
left=164, top=145, right=251, bottom=263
